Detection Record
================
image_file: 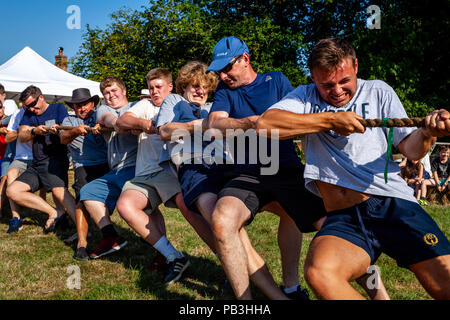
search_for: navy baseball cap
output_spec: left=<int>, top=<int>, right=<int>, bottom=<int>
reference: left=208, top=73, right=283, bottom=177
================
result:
left=206, top=36, right=249, bottom=73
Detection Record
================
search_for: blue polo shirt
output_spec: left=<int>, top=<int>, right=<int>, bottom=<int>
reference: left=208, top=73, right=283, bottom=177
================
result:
left=211, top=71, right=301, bottom=173
left=20, top=103, right=68, bottom=162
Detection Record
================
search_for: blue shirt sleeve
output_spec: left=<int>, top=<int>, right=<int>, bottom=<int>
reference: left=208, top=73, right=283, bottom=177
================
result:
left=277, top=72, right=294, bottom=97
left=156, top=94, right=185, bottom=127
left=19, top=110, right=33, bottom=126
left=210, top=82, right=231, bottom=114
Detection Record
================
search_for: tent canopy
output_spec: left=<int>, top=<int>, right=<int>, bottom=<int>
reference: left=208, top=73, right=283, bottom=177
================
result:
left=0, top=46, right=102, bottom=103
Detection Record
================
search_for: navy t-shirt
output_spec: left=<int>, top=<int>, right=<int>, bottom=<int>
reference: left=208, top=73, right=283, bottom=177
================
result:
left=211, top=71, right=301, bottom=173
left=20, top=103, right=69, bottom=162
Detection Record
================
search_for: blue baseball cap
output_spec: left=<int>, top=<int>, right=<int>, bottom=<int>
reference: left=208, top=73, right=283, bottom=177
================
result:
left=206, top=36, right=249, bottom=73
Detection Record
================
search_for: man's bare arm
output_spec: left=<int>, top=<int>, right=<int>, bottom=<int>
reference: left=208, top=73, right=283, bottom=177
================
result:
left=159, top=119, right=206, bottom=141
left=256, top=109, right=365, bottom=139
left=18, top=125, right=36, bottom=142
left=116, top=112, right=155, bottom=134
left=396, top=109, right=450, bottom=160
left=207, top=110, right=259, bottom=134
left=59, top=125, right=90, bottom=145
left=5, top=131, right=18, bottom=143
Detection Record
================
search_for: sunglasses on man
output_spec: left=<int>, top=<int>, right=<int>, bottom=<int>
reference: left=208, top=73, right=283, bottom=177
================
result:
left=215, top=55, right=243, bottom=76
left=23, top=95, right=40, bottom=109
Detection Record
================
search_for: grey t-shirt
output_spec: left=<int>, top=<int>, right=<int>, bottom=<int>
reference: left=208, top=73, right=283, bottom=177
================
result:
left=96, top=102, right=138, bottom=171
left=61, top=111, right=108, bottom=168
left=269, top=79, right=416, bottom=202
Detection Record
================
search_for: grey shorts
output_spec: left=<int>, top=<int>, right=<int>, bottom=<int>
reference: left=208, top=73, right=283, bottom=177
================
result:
left=122, top=167, right=181, bottom=213
left=8, top=159, right=33, bottom=175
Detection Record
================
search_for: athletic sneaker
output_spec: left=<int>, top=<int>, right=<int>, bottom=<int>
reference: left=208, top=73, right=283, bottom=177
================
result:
left=280, top=285, right=310, bottom=300
left=419, top=199, right=429, bottom=206
left=89, top=236, right=128, bottom=259
left=7, top=217, right=23, bottom=234
left=73, top=247, right=89, bottom=261
left=164, top=256, right=190, bottom=285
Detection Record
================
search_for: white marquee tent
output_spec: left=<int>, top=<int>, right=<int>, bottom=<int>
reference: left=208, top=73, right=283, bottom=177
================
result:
left=0, top=46, right=102, bottom=103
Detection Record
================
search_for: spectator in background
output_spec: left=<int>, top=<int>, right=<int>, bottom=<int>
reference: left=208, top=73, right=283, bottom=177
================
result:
left=400, top=158, right=429, bottom=204
left=420, top=145, right=450, bottom=205
left=139, top=89, right=152, bottom=101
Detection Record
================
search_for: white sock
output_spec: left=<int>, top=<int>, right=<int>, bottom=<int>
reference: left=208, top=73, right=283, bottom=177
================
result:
left=153, top=236, right=183, bottom=261
left=283, top=284, right=299, bottom=294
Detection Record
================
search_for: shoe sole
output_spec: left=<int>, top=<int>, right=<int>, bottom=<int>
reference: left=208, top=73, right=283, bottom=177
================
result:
left=165, top=259, right=191, bottom=285
left=89, top=241, right=128, bottom=259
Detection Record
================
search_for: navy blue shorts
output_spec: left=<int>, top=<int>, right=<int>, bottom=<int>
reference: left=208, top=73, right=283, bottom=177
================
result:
left=178, top=163, right=237, bottom=213
left=315, top=196, right=450, bottom=267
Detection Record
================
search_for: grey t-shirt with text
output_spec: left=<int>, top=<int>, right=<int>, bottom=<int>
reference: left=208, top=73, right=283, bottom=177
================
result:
left=269, top=79, right=416, bottom=202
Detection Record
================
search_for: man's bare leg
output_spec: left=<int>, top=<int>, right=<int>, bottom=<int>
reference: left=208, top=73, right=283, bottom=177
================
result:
left=176, top=192, right=216, bottom=252
left=262, top=202, right=302, bottom=290
left=409, top=254, right=450, bottom=299
left=75, top=203, right=90, bottom=249
left=304, top=235, right=371, bottom=300
left=51, top=187, right=77, bottom=222
left=116, top=189, right=164, bottom=245
left=7, top=181, right=60, bottom=230
left=212, top=196, right=288, bottom=300
left=83, top=200, right=112, bottom=229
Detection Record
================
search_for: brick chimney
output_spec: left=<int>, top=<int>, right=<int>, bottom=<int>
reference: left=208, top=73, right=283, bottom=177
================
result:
left=55, top=47, right=68, bottom=71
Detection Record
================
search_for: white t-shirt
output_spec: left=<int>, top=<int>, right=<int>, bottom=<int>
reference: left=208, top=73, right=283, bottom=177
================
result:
left=269, top=79, right=417, bottom=203
left=7, top=108, right=32, bottom=160
left=3, top=99, right=18, bottom=117
left=126, top=99, right=165, bottom=177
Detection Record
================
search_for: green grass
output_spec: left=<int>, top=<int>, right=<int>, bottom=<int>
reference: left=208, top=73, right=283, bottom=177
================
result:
left=0, top=176, right=448, bottom=300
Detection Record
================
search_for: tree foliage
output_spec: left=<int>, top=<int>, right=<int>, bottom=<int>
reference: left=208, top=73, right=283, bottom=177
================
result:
left=72, top=0, right=449, bottom=116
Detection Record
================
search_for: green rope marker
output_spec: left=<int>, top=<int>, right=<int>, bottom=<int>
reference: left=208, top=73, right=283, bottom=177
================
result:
left=382, top=118, right=394, bottom=183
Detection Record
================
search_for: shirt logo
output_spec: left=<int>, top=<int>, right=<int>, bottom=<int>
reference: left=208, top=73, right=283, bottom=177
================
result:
left=423, top=233, right=439, bottom=246
left=265, top=76, right=272, bottom=82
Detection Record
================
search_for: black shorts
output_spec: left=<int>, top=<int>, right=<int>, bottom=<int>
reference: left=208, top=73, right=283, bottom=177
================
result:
left=217, top=165, right=327, bottom=232
left=72, top=163, right=110, bottom=202
left=16, top=157, right=69, bottom=192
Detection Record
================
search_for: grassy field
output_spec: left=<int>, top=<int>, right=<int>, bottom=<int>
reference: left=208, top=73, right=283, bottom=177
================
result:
left=0, top=171, right=448, bottom=300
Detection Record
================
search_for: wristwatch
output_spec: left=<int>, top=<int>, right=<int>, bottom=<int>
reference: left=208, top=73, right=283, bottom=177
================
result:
left=31, top=128, right=36, bottom=136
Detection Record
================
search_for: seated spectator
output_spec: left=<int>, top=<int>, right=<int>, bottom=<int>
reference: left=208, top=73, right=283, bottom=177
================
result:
left=420, top=145, right=450, bottom=205
left=400, top=158, right=429, bottom=204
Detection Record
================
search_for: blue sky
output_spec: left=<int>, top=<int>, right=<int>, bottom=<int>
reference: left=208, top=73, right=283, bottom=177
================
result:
left=0, top=0, right=150, bottom=69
